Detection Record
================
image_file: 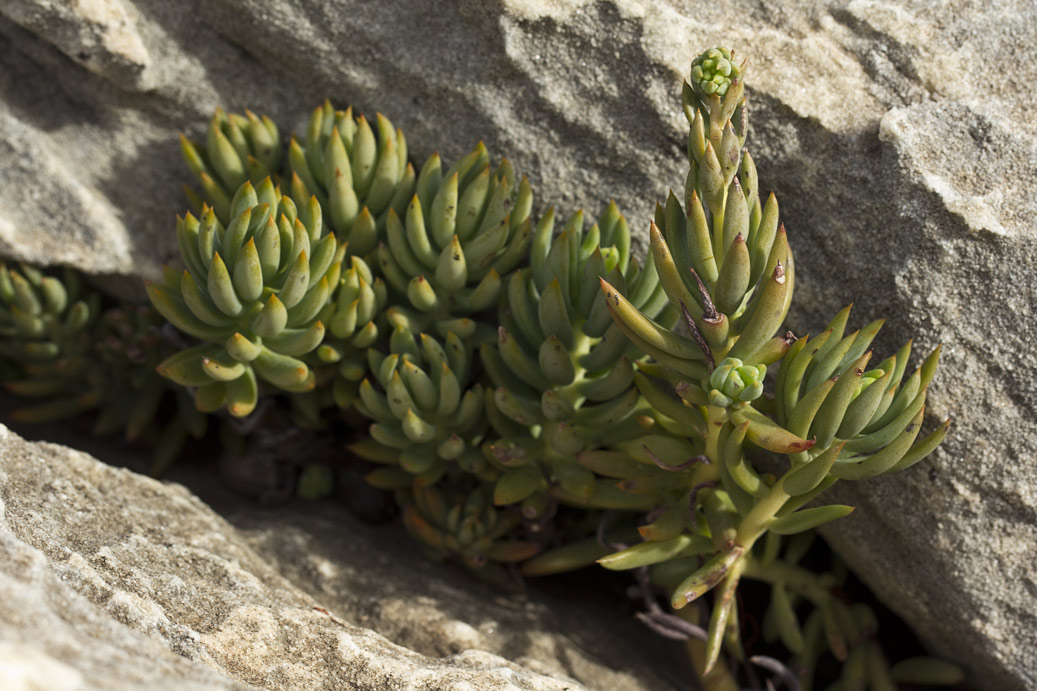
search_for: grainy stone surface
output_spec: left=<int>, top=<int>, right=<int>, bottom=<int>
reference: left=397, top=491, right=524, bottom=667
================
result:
left=0, top=424, right=686, bottom=690
left=0, top=1, right=1034, bottom=689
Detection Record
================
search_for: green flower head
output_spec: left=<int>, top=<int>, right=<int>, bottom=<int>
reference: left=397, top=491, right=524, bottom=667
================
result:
left=691, top=47, right=741, bottom=98
left=706, top=356, right=766, bottom=407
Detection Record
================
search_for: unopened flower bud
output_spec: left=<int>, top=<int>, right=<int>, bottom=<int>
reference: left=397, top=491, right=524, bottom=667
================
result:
left=691, top=47, right=741, bottom=100
left=706, top=357, right=766, bottom=407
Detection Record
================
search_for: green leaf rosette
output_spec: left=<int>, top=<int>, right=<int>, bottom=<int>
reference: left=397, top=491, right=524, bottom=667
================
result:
left=399, top=482, right=539, bottom=570
left=479, top=203, right=682, bottom=513
left=307, top=254, right=389, bottom=410
left=0, top=262, right=101, bottom=420
left=0, top=265, right=209, bottom=472
left=349, top=326, right=490, bottom=487
left=148, top=178, right=345, bottom=417
left=180, top=107, right=282, bottom=223
left=773, top=305, right=948, bottom=480
left=288, top=101, right=414, bottom=256
left=375, top=142, right=532, bottom=339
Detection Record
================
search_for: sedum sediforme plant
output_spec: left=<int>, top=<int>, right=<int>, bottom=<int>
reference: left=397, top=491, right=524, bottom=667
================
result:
left=181, top=100, right=412, bottom=262
left=0, top=46, right=961, bottom=691
left=350, top=325, right=490, bottom=488
left=180, top=107, right=282, bottom=224
left=599, top=46, right=949, bottom=677
left=645, top=528, right=964, bottom=690
left=0, top=262, right=100, bottom=420
left=309, top=254, right=389, bottom=410
left=288, top=101, right=414, bottom=256
left=376, top=142, right=532, bottom=339
left=397, top=480, right=539, bottom=588
left=479, top=202, right=678, bottom=514
left=147, top=178, right=345, bottom=417
left=0, top=264, right=207, bottom=470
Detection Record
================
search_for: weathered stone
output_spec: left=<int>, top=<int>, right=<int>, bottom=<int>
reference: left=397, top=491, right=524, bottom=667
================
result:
left=0, top=0, right=1034, bottom=688
left=0, top=424, right=685, bottom=690
left=2, top=0, right=152, bottom=89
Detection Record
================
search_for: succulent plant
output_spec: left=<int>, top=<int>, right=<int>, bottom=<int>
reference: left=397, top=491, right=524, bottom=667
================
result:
left=181, top=102, right=417, bottom=262
left=349, top=326, right=491, bottom=487
left=180, top=107, right=282, bottom=223
left=397, top=480, right=539, bottom=588
left=288, top=101, right=415, bottom=256
left=0, top=262, right=101, bottom=419
left=90, top=304, right=210, bottom=473
left=596, top=47, right=948, bottom=676
left=0, top=41, right=958, bottom=691
left=478, top=203, right=685, bottom=514
left=306, top=254, right=389, bottom=410
left=148, top=178, right=345, bottom=417
left=642, top=529, right=963, bottom=690
left=772, top=305, right=947, bottom=480
left=375, top=142, right=532, bottom=339
left=0, top=264, right=207, bottom=471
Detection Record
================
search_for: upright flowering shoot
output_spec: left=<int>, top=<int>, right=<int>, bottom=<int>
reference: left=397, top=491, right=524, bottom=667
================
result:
left=597, top=47, right=948, bottom=678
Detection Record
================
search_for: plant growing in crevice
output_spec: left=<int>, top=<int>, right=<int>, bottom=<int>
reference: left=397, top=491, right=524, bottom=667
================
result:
left=0, top=44, right=962, bottom=691
left=597, top=46, right=951, bottom=685
left=0, top=262, right=207, bottom=471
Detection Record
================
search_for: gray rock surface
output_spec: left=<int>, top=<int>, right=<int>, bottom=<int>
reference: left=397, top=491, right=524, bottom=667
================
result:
left=0, top=424, right=685, bottom=690
left=0, top=0, right=1034, bottom=689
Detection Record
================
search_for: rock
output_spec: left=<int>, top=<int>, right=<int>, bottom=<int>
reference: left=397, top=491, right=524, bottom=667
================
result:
left=736, top=7, right=1037, bottom=691
left=0, top=0, right=1034, bottom=688
left=0, top=424, right=686, bottom=690
left=1, top=0, right=152, bottom=89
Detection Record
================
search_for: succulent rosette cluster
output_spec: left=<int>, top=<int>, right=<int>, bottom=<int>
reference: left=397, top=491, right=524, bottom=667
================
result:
left=350, top=325, right=489, bottom=487
left=0, top=262, right=98, bottom=412
left=180, top=107, right=282, bottom=223
left=398, top=482, right=539, bottom=588
left=375, top=142, right=533, bottom=339
left=479, top=202, right=683, bottom=515
left=0, top=45, right=959, bottom=689
left=0, top=264, right=207, bottom=470
left=288, top=101, right=413, bottom=255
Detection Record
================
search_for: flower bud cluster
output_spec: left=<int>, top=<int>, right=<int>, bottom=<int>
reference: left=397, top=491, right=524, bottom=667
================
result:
left=706, top=357, right=766, bottom=407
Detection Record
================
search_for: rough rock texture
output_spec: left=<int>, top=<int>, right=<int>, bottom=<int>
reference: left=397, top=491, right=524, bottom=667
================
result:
left=0, top=1, right=1034, bottom=689
left=0, top=424, right=686, bottom=690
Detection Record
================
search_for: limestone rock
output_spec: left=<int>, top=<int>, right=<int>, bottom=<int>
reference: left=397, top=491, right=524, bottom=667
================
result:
left=0, top=424, right=685, bottom=690
left=2, top=0, right=152, bottom=89
left=0, top=0, right=1034, bottom=689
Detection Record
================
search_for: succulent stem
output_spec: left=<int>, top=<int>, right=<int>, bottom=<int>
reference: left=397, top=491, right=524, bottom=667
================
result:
left=735, top=480, right=791, bottom=548
left=704, top=404, right=728, bottom=470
